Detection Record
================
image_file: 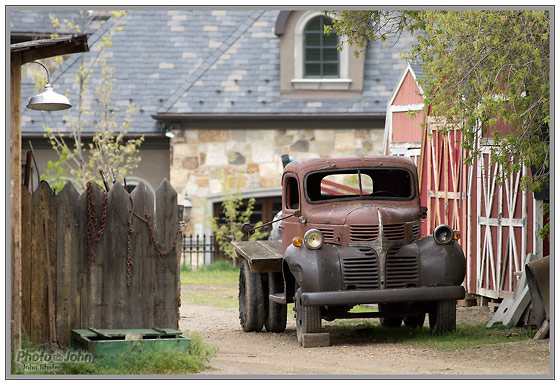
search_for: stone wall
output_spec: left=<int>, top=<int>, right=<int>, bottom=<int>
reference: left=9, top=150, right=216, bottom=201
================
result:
left=170, top=126, right=385, bottom=235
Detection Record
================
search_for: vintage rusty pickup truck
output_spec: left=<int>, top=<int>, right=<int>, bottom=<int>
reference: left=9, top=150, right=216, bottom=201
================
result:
left=232, top=156, right=466, bottom=346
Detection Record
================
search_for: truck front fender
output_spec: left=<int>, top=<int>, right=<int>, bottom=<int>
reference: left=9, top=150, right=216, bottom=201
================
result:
left=283, top=243, right=344, bottom=293
left=405, top=236, right=466, bottom=287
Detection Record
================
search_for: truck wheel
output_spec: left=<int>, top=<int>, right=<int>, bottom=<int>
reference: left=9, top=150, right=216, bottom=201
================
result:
left=295, top=288, right=321, bottom=344
left=429, top=300, right=456, bottom=334
left=239, top=259, right=265, bottom=332
left=265, top=272, right=287, bottom=333
left=404, top=313, right=426, bottom=328
left=379, top=304, right=402, bottom=327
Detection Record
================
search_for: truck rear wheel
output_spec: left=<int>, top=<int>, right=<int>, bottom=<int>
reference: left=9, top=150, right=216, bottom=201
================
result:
left=295, top=288, right=321, bottom=344
left=429, top=300, right=456, bottom=334
left=239, top=259, right=265, bottom=332
left=265, top=272, right=287, bottom=332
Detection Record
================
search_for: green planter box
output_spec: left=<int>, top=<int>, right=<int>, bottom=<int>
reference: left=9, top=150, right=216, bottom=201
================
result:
left=71, top=328, right=191, bottom=365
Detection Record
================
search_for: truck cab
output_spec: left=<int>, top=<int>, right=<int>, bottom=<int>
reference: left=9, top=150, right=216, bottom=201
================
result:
left=233, top=156, right=466, bottom=346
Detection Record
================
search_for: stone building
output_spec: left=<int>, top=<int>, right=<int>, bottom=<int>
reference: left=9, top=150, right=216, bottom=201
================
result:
left=13, top=9, right=414, bottom=238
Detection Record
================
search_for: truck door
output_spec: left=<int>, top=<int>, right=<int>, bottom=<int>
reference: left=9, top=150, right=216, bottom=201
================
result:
left=282, top=173, right=301, bottom=252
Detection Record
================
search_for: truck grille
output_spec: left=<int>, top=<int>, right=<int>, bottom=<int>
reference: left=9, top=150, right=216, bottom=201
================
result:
left=411, top=221, right=420, bottom=238
left=349, top=225, right=379, bottom=242
left=340, top=248, right=379, bottom=290
left=385, top=246, right=419, bottom=288
left=317, top=228, right=335, bottom=242
left=383, top=223, right=406, bottom=241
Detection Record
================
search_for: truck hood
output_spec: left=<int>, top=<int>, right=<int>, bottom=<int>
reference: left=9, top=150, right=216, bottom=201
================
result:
left=305, top=202, right=419, bottom=226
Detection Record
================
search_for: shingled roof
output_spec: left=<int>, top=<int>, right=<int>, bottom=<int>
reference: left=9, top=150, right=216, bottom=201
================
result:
left=16, top=9, right=414, bottom=134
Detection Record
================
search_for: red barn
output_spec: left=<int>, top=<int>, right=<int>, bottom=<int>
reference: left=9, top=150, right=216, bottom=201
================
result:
left=384, top=63, right=548, bottom=301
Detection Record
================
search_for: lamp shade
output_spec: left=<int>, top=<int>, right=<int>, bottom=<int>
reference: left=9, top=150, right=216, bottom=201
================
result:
left=27, top=84, right=71, bottom=111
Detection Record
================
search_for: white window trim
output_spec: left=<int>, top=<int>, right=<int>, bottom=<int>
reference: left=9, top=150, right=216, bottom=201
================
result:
left=292, top=11, right=351, bottom=90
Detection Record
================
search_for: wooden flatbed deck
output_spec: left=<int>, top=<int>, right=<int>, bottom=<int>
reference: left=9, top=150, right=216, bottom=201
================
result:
left=231, top=240, right=283, bottom=273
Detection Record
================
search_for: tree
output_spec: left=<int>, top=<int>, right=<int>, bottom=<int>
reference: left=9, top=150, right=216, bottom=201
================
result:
left=35, top=10, right=143, bottom=191
left=210, top=194, right=268, bottom=260
left=327, top=10, right=550, bottom=193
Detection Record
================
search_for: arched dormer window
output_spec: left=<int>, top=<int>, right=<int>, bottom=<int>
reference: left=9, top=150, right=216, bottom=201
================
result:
left=303, top=15, right=338, bottom=78
left=292, top=11, right=352, bottom=90
left=276, top=10, right=366, bottom=94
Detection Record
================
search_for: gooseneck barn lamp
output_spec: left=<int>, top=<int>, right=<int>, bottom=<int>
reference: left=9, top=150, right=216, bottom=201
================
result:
left=26, top=61, right=72, bottom=111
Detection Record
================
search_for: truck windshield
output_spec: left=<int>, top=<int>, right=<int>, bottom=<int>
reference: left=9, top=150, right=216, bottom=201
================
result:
left=305, top=168, right=414, bottom=203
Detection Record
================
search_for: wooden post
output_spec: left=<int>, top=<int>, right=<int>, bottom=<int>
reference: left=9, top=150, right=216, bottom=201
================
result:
left=10, top=52, right=22, bottom=352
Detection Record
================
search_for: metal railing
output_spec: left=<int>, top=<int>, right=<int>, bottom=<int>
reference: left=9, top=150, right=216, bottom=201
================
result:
left=180, top=234, right=225, bottom=270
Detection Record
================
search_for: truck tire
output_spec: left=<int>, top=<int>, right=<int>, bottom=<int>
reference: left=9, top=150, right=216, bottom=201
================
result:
left=265, top=272, right=287, bottom=333
left=429, top=300, right=456, bottom=335
left=404, top=313, right=426, bottom=328
left=295, top=288, right=321, bottom=344
left=239, top=259, right=265, bottom=332
left=379, top=304, right=402, bottom=327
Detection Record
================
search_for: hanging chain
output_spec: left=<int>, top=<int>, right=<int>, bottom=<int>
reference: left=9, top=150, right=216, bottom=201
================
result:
left=126, top=195, right=181, bottom=287
left=126, top=195, right=135, bottom=287
left=86, top=181, right=108, bottom=277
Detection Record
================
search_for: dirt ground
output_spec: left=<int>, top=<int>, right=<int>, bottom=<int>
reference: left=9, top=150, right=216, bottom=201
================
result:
left=179, top=284, right=550, bottom=377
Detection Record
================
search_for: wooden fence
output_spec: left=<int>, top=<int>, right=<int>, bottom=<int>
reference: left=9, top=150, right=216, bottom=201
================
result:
left=21, top=179, right=181, bottom=347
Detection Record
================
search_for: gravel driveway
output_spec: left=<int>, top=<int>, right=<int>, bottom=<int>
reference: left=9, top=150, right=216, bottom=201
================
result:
left=179, top=284, right=550, bottom=377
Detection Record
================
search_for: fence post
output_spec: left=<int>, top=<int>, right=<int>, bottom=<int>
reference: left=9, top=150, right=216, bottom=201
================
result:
left=21, top=187, right=31, bottom=342
left=209, top=235, right=214, bottom=265
left=196, top=234, right=200, bottom=269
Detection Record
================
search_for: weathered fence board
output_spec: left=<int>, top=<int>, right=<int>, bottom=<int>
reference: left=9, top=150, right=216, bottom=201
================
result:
left=30, top=182, right=56, bottom=345
left=155, top=179, right=180, bottom=330
left=130, top=182, right=156, bottom=329
left=104, top=183, right=132, bottom=329
left=21, top=179, right=181, bottom=347
left=85, top=182, right=108, bottom=330
left=55, top=183, right=82, bottom=347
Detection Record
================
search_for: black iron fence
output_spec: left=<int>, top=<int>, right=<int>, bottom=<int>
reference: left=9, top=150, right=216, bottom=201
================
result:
left=180, top=234, right=225, bottom=270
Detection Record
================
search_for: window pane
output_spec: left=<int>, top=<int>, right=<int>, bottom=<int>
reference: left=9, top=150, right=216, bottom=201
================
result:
left=306, top=48, right=321, bottom=61
left=323, top=47, right=338, bottom=61
left=320, top=173, right=374, bottom=197
left=323, top=63, right=338, bottom=77
left=323, top=33, right=338, bottom=47
left=303, top=15, right=339, bottom=79
left=306, top=17, right=321, bottom=31
left=305, top=33, right=320, bottom=47
left=305, top=63, right=321, bottom=77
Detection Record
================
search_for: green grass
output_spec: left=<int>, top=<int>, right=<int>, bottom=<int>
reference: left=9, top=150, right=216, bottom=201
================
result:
left=182, top=293, right=238, bottom=309
left=326, top=319, right=536, bottom=350
left=12, top=333, right=217, bottom=375
left=181, top=261, right=239, bottom=286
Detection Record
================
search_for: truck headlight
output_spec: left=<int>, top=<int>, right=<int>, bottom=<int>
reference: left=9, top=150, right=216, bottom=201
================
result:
left=303, top=229, right=324, bottom=250
left=433, top=224, right=454, bottom=245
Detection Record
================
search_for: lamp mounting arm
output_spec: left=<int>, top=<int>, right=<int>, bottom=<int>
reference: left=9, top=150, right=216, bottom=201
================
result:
left=32, top=61, right=51, bottom=85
